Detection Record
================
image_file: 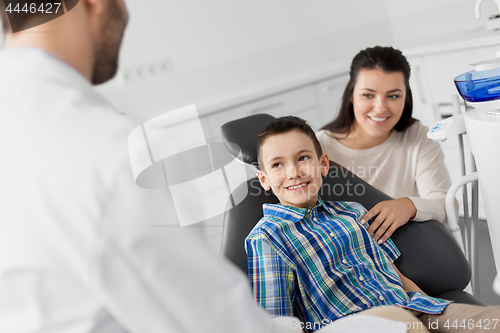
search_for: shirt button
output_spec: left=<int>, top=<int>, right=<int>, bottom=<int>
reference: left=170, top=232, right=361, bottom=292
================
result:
left=342, top=259, right=348, bottom=264
left=379, top=296, right=385, bottom=301
left=330, top=232, right=335, bottom=237
left=359, top=276, right=364, bottom=281
left=313, top=217, right=318, bottom=222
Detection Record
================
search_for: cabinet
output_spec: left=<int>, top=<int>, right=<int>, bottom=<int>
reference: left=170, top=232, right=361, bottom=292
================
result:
left=408, top=57, right=437, bottom=128
left=408, top=43, right=500, bottom=219
left=313, top=75, right=349, bottom=125
left=200, top=78, right=349, bottom=141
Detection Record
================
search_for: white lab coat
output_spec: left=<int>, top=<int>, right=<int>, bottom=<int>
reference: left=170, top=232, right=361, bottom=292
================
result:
left=0, top=48, right=286, bottom=333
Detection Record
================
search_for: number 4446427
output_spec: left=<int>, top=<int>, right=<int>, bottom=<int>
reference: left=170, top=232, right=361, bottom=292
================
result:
left=5, top=2, right=62, bottom=14
left=444, top=319, right=499, bottom=330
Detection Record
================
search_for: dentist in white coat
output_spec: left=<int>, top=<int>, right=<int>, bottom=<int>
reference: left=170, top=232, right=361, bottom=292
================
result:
left=0, top=1, right=424, bottom=332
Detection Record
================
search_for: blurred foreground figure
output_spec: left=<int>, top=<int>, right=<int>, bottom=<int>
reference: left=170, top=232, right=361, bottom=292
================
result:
left=0, top=1, right=284, bottom=332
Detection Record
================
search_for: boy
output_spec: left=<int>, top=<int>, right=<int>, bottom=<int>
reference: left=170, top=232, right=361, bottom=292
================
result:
left=245, top=116, right=499, bottom=332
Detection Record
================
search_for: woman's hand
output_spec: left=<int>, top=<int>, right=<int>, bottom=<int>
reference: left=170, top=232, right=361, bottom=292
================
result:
left=360, top=198, right=417, bottom=244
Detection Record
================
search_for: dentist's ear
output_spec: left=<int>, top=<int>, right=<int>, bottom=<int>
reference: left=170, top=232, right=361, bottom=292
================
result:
left=257, top=170, right=271, bottom=191
left=320, top=153, right=330, bottom=177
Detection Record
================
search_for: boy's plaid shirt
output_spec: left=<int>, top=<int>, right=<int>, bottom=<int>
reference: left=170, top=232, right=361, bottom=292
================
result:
left=245, top=197, right=451, bottom=330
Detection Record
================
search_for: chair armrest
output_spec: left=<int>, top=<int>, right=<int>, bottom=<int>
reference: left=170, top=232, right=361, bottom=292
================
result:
left=391, top=220, right=470, bottom=296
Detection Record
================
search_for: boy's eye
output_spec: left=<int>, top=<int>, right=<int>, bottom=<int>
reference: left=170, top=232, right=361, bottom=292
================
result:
left=299, top=156, right=310, bottom=162
left=362, top=94, right=374, bottom=98
left=271, top=162, right=282, bottom=169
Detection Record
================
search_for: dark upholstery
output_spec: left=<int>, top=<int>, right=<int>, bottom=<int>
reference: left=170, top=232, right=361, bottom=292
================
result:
left=221, top=113, right=276, bottom=167
left=220, top=114, right=485, bottom=306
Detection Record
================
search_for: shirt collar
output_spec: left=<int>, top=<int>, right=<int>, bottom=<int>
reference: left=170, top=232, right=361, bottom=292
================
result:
left=263, top=196, right=329, bottom=223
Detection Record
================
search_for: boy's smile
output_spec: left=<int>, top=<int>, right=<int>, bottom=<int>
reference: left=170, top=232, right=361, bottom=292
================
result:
left=257, top=130, right=329, bottom=209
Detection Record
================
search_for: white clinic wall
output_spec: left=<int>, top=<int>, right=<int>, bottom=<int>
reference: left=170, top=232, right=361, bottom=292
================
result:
left=115, top=0, right=500, bottom=78
left=96, top=0, right=500, bottom=118
left=98, top=0, right=396, bottom=116
left=2, top=1, right=498, bottom=115
left=2, top=1, right=498, bottom=63
left=4, top=0, right=496, bottom=113
left=386, top=0, right=500, bottom=47
left=118, top=0, right=391, bottom=74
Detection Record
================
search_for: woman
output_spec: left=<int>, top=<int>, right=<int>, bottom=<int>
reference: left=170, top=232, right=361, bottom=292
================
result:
left=316, top=46, right=454, bottom=244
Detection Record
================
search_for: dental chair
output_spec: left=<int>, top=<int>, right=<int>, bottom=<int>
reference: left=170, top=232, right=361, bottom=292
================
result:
left=220, top=113, right=485, bottom=309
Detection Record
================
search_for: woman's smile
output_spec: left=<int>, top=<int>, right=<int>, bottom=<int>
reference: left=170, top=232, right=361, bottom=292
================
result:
left=368, top=115, right=390, bottom=123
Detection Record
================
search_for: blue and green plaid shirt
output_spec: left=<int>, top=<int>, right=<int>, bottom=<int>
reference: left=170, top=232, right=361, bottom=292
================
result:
left=245, top=197, right=451, bottom=330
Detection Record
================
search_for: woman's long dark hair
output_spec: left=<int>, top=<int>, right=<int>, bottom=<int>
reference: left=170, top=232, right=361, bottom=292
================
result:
left=321, top=46, right=416, bottom=135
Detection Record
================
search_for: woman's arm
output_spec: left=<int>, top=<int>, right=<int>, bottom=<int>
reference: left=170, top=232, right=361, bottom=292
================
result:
left=362, top=124, right=456, bottom=243
left=407, top=127, right=455, bottom=225
left=361, top=198, right=417, bottom=244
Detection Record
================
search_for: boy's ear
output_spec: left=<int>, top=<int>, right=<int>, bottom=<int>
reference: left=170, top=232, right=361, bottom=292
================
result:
left=257, top=170, right=271, bottom=191
left=320, top=153, right=330, bottom=177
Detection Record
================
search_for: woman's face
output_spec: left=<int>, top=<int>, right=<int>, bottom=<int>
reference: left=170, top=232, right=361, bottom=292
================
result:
left=351, top=68, right=406, bottom=142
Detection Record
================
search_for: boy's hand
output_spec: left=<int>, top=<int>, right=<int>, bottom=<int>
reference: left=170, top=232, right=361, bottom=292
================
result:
left=360, top=198, right=417, bottom=244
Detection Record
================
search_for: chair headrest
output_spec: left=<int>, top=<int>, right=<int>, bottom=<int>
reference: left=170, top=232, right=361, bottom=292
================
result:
left=221, top=113, right=276, bottom=167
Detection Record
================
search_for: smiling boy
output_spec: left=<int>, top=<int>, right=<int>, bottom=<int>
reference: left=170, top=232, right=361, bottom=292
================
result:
left=255, top=119, right=328, bottom=209
left=245, top=116, right=499, bottom=333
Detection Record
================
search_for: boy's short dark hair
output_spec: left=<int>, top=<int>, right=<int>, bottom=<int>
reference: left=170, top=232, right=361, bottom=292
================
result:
left=256, top=116, right=323, bottom=170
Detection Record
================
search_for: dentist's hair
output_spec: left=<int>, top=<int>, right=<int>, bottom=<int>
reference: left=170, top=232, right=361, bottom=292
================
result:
left=321, top=46, right=416, bottom=135
left=256, top=116, right=323, bottom=171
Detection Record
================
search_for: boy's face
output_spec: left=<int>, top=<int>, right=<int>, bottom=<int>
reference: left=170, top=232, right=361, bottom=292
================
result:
left=257, top=130, right=329, bottom=209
